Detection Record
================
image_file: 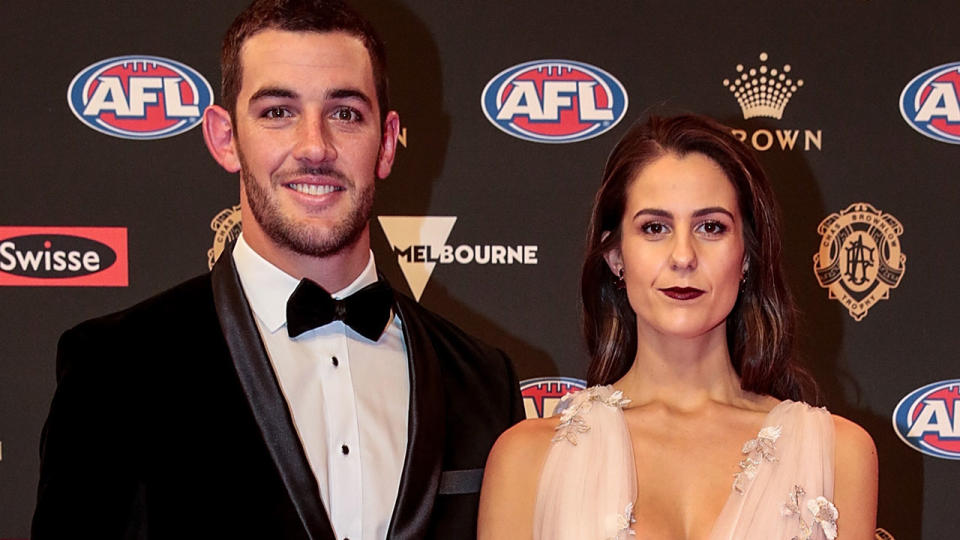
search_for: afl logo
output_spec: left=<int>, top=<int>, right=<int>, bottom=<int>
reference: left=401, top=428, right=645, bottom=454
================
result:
left=893, top=379, right=960, bottom=460
left=900, top=61, right=960, bottom=144
left=68, top=55, right=213, bottom=140
left=481, top=60, right=628, bottom=143
left=520, top=377, right=586, bottom=419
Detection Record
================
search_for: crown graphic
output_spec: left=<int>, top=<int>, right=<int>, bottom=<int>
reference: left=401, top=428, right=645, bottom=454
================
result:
left=722, top=52, right=803, bottom=120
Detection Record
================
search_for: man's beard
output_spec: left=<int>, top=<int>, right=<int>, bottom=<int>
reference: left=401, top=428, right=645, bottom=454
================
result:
left=239, top=152, right=375, bottom=258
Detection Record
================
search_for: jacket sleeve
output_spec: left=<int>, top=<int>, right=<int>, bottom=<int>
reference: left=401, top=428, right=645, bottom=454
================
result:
left=32, top=325, right=143, bottom=539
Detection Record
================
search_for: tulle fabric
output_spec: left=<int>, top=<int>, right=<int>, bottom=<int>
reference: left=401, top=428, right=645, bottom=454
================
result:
left=710, top=400, right=835, bottom=539
left=533, top=387, right=637, bottom=540
left=533, top=388, right=836, bottom=540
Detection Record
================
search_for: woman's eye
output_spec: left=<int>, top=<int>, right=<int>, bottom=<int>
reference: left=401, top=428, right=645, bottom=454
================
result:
left=641, top=222, right=668, bottom=235
left=699, top=221, right=727, bottom=235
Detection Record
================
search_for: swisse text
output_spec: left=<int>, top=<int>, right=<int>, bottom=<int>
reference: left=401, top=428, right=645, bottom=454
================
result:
left=0, top=235, right=116, bottom=278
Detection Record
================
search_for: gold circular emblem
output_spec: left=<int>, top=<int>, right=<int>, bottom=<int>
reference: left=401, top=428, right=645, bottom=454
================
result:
left=813, top=203, right=905, bottom=321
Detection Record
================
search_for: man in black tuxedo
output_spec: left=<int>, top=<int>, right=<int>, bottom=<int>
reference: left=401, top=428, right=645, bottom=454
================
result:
left=32, top=1, right=524, bottom=538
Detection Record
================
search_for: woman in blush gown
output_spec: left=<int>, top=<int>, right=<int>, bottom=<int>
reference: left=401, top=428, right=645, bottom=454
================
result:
left=478, top=114, right=878, bottom=540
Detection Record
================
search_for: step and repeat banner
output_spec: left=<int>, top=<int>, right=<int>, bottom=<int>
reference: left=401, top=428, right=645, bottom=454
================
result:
left=1, top=1, right=957, bottom=538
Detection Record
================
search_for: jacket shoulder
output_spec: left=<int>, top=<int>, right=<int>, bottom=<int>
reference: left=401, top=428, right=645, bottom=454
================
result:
left=68, top=273, right=214, bottom=335
left=393, top=291, right=504, bottom=359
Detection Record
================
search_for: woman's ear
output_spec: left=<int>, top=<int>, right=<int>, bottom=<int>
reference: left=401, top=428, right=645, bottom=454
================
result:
left=601, top=231, right=623, bottom=276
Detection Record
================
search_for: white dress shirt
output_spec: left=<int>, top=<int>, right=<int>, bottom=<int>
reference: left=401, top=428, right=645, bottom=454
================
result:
left=232, top=235, right=409, bottom=540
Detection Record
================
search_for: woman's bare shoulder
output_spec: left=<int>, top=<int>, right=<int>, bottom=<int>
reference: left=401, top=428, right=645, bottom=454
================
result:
left=831, top=413, right=877, bottom=458
left=488, top=416, right=558, bottom=467
left=830, top=413, right=879, bottom=533
left=478, top=417, right=558, bottom=540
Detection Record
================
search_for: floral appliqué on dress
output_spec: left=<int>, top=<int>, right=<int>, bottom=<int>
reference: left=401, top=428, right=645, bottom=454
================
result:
left=607, top=502, right=636, bottom=540
left=552, top=386, right=631, bottom=445
left=781, top=485, right=839, bottom=540
left=733, top=424, right=782, bottom=493
left=552, top=386, right=635, bottom=539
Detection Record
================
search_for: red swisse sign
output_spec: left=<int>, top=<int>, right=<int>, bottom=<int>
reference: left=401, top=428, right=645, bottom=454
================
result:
left=0, top=227, right=128, bottom=286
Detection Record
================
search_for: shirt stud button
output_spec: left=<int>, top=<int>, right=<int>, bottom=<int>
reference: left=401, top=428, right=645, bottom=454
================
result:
left=331, top=356, right=339, bottom=367
left=341, top=444, right=350, bottom=455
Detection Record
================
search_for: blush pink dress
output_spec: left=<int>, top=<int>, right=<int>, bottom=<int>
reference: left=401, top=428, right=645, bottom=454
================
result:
left=533, top=386, right=838, bottom=540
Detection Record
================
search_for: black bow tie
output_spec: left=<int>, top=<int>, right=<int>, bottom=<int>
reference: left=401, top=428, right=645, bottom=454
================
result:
left=286, top=278, right=394, bottom=341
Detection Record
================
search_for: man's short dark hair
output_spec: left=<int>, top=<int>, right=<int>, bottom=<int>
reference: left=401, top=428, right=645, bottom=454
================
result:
left=221, top=0, right=389, bottom=123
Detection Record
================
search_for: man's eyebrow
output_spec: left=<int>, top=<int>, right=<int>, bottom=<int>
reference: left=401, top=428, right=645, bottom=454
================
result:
left=248, top=87, right=298, bottom=103
left=329, top=88, right=372, bottom=106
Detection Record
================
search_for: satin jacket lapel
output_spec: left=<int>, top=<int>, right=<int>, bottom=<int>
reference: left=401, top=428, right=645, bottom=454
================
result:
left=211, top=247, right=336, bottom=540
left=387, top=293, right=446, bottom=540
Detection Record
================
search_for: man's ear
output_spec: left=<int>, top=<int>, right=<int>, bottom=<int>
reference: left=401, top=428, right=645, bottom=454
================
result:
left=202, top=104, right=241, bottom=173
left=376, top=110, right=400, bottom=179
left=601, top=231, right=623, bottom=276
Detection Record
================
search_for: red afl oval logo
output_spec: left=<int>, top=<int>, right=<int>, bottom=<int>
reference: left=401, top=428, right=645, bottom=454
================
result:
left=892, top=379, right=960, bottom=460
left=67, top=55, right=213, bottom=140
left=481, top=60, right=628, bottom=143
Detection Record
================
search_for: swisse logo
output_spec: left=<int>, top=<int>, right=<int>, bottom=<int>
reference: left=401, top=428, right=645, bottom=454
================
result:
left=0, top=227, right=128, bottom=287
left=68, top=55, right=213, bottom=140
left=900, top=61, right=960, bottom=144
left=893, top=379, right=960, bottom=460
left=520, top=377, right=586, bottom=419
left=481, top=59, right=628, bottom=143
left=721, top=52, right=822, bottom=152
left=377, top=216, right=539, bottom=301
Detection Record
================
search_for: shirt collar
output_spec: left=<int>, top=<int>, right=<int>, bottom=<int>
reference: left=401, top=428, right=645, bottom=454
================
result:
left=231, top=233, right=379, bottom=333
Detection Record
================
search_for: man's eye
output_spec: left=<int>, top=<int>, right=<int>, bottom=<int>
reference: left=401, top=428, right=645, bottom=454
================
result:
left=263, top=107, right=292, bottom=119
left=333, top=107, right=361, bottom=122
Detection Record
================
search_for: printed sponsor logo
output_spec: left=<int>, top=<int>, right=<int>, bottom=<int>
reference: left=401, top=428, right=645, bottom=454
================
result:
left=721, top=52, right=821, bottom=151
left=0, top=227, right=128, bottom=286
left=378, top=216, right=539, bottom=301
left=813, top=203, right=905, bottom=321
left=207, top=205, right=243, bottom=269
left=893, top=379, right=960, bottom=460
left=900, top=61, right=960, bottom=144
left=67, top=55, right=213, bottom=140
left=481, top=59, right=628, bottom=143
left=520, top=377, right=586, bottom=419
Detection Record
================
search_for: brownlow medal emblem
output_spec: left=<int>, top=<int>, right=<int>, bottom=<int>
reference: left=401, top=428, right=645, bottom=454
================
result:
left=813, top=203, right=905, bottom=321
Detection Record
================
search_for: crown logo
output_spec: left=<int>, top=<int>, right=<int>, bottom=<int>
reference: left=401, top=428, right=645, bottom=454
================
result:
left=722, top=52, right=803, bottom=120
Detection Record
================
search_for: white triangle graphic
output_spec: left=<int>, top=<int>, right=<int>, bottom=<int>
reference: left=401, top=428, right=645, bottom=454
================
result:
left=378, top=216, right=456, bottom=301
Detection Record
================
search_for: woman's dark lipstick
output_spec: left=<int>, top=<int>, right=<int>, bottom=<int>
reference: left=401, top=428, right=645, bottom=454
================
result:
left=660, top=287, right=705, bottom=300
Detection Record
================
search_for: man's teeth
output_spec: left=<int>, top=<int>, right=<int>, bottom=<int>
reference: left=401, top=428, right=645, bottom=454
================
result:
left=290, top=183, right=340, bottom=195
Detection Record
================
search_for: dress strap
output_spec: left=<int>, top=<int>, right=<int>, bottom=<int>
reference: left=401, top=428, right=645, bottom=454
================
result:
left=533, top=386, right=637, bottom=540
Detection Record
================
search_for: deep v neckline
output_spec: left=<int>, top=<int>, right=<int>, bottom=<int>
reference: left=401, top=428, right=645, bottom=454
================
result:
left=706, top=399, right=793, bottom=535
left=623, top=398, right=793, bottom=538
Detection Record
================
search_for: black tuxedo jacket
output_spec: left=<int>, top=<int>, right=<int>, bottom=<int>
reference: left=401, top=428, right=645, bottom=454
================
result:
left=32, top=250, right=524, bottom=539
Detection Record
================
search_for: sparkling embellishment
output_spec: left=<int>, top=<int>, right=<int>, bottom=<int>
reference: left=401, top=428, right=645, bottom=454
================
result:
left=552, top=386, right=631, bottom=445
left=782, top=485, right=838, bottom=540
left=807, top=496, right=839, bottom=539
left=733, top=424, right=782, bottom=492
left=607, top=502, right=637, bottom=540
